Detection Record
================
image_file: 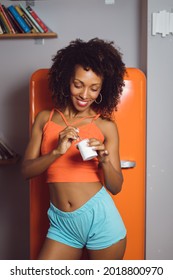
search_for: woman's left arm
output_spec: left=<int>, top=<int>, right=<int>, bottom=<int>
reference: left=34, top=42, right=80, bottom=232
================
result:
left=89, top=120, right=123, bottom=195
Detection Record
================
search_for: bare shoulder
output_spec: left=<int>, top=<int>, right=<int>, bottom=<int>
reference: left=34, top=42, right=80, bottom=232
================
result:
left=96, top=117, right=119, bottom=139
left=33, top=110, right=52, bottom=130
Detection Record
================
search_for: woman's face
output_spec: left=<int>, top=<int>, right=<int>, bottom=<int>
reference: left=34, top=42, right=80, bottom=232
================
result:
left=70, top=65, right=103, bottom=112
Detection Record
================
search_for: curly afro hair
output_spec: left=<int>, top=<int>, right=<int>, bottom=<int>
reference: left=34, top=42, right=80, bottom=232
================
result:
left=48, top=38, right=126, bottom=119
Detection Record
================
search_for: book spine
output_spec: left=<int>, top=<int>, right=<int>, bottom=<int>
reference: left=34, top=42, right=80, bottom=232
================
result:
left=4, top=8, right=19, bottom=34
left=0, top=143, right=12, bottom=159
left=0, top=21, right=3, bottom=34
left=0, top=13, right=7, bottom=33
left=0, top=4, right=15, bottom=33
left=0, top=139, right=16, bottom=158
left=3, top=6, right=20, bottom=34
left=19, top=3, right=44, bottom=33
left=26, top=5, right=48, bottom=33
left=0, top=144, right=7, bottom=159
left=7, top=5, right=31, bottom=33
left=15, top=5, right=36, bottom=33
left=0, top=11, right=10, bottom=33
left=0, top=139, right=17, bottom=160
left=24, top=14, right=40, bottom=33
left=7, top=9, right=24, bottom=33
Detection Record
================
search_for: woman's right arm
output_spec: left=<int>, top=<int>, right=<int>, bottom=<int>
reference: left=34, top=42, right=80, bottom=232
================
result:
left=21, top=111, right=80, bottom=180
left=21, top=111, right=61, bottom=180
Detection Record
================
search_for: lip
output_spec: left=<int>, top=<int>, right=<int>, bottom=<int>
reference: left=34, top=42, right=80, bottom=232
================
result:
left=76, top=99, right=90, bottom=107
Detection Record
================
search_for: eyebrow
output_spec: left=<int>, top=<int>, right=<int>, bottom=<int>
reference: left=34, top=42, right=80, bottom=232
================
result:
left=73, top=79, right=102, bottom=86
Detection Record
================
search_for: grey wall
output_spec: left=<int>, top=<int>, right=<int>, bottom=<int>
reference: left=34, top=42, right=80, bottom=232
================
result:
left=146, top=0, right=173, bottom=260
left=0, top=0, right=172, bottom=260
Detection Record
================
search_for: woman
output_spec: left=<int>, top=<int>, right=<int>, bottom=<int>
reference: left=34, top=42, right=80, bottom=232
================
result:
left=22, top=38, right=127, bottom=260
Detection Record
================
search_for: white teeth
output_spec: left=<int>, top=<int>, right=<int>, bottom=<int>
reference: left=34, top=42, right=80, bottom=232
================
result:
left=78, top=100, right=88, bottom=105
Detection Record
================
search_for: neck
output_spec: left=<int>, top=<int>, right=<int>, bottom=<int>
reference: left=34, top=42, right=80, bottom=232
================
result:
left=63, top=106, right=96, bottom=119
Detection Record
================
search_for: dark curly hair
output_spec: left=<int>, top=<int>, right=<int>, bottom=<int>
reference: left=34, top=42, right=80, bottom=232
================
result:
left=48, top=38, right=126, bottom=119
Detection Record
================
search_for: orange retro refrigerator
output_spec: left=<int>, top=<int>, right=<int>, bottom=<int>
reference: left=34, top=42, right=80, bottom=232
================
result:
left=29, top=68, right=146, bottom=260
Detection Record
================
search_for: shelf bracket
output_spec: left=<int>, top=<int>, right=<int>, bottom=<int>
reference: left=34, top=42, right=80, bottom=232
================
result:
left=34, top=38, right=44, bottom=45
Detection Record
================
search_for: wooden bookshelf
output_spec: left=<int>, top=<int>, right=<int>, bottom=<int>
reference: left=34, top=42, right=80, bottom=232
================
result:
left=0, top=1, right=58, bottom=39
left=0, top=32, right=57, bottom=39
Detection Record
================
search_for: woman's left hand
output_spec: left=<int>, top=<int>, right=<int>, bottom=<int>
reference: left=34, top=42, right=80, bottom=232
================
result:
left=88, top=138, right=109, bottom=163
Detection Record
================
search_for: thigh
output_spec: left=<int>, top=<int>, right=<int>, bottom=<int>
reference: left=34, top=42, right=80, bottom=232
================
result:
left=87, top=237, right=127, bottom=260
left=38, top=238, right=83, bottom=260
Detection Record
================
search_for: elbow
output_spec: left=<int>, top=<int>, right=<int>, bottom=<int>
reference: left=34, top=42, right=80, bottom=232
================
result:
left=111, top=175, right=124, bottom=195
left=116, top=183, right=123, bottom=195
left=116, top=176, right=124, bottom=194
left=111, top=186, right=122, bottom=196
left=21, top=162, right=30, bottom=180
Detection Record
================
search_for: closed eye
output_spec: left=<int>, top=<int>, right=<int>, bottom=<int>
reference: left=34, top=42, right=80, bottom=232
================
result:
left=91, top=88, right=100, bottom=92
left=73, top=82, right=83, bottom=89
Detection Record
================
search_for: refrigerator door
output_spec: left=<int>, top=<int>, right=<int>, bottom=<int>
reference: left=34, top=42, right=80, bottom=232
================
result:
left=112, top=68, right=146, bottom=259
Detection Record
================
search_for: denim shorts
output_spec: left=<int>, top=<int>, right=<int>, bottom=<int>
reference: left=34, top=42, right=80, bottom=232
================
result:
left=47, top=187, right=126, bottom=250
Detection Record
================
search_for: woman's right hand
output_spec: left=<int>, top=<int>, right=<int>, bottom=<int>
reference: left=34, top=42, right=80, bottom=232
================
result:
left=54, top=126, right=79, bottom=155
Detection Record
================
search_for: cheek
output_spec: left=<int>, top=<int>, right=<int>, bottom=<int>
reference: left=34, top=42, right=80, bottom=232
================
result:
left=70, top=84, right=78, bottom=96
left=92, top=92, right=100, bottom=100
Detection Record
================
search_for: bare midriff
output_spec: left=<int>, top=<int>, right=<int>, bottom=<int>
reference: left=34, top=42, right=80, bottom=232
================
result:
left=49, top=181, right=102, bottom=212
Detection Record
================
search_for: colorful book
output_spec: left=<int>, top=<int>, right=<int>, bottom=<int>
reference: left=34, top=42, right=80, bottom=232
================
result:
left=1, top=5, right=20, bottom=33
left=0, top=142, right=12, bottom=159
left=15, top=5, right=36, bottom=33
left=0, top=4, right=15, bottom=33
left=19, top=3, right=44, bottom=33
left=26, top=5, right=49, bottom=33
left=7, top=8, right=24, bottom=33
left=0, top=11, right=10, bottom=33
left=0, top=20, right=3, bottom=34
left=7, top=5, right=31, bottom=33
left=0, top=13, right=7, bottom=33
left=0, top=139, right=17, bottom=160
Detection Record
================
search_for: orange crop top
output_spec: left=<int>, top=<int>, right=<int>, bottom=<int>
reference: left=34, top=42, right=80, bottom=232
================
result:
left=41, top=109, right=104, bottom=183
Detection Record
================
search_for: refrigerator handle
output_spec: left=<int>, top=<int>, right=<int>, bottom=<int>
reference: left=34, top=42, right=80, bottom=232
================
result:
left=121, top=160, right=136, bottom=169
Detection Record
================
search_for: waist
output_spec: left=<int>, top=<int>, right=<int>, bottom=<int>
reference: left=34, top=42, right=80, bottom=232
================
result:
left=49, top=182, right=102, bottom=212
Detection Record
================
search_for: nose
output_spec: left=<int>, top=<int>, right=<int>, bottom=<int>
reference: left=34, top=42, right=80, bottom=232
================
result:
left=79, top=87, right=89, bottom=99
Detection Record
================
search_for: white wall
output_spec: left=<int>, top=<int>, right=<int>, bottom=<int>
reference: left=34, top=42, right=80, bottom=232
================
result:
left=0, top=0, right=172, bottom=260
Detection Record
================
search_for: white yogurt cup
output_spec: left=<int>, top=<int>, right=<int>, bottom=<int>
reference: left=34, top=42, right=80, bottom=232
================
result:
left=77, top=139, right=98, bottom=161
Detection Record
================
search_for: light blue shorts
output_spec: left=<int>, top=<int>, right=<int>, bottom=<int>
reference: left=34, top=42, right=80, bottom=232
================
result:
left=47, top=187, right=126, bottom=250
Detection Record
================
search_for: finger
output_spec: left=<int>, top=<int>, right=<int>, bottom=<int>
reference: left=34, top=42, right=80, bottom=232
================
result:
left=103, top=150, right=109, bottom=156
left=65, top=132, right=79, bottom=141
left=99, top=150, right=109, bottom=158
left=90, top=142, right=105, bottom=151
left=66, top=126, right=79, bottom=133
left=60, top=127, right=79, bottom=139
left=88, top=139, right=101, bottom=147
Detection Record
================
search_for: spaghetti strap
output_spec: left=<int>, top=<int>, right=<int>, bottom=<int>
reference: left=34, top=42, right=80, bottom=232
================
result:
left=48, top=109, right=55, bottom=122
left=92, top=114, right=100, bottom=122
left=54, top=109, right=100, bottom=126
left=54, top=109, right=69, bottom=126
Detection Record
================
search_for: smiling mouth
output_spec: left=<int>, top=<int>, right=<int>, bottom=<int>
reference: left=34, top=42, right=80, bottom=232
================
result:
left=76, top=99, right=90, bottom=107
